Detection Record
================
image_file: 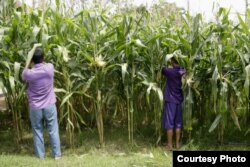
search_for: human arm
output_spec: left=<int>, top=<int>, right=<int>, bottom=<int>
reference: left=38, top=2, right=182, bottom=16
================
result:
left=24, top=43, right=42, bottom=69
left=162, top=67, right=169, bottom=76
left=22, top=43, right=42, bottom=81
left=22, top=68, right=33, bottom=81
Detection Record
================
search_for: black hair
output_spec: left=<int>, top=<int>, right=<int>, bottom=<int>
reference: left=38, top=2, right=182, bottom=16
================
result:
left=32, top=47, right=44, bottom=64
left=171, top=57, right=179, bottom=65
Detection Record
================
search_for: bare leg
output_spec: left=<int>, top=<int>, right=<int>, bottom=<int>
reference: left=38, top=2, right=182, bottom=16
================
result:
left=166, top=129, right=173, bottom=150
left=175, top=128, right=181, bottom=149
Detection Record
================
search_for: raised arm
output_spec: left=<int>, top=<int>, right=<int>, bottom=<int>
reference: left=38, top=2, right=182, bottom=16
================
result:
left=162, top=67, right=169, bottom=76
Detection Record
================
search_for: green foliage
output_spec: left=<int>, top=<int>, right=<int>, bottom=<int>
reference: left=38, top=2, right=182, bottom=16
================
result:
left=1, top=1, right=250, bottom=147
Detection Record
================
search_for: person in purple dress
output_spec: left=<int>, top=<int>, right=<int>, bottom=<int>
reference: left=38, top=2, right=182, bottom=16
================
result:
left=22, top=47, right=61, bottom=159
left=162, top=57, right=186, bottom=151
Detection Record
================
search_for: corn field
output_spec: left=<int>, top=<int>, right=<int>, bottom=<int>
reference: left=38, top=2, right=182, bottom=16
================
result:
left=0, top=0, right=250, bottom=147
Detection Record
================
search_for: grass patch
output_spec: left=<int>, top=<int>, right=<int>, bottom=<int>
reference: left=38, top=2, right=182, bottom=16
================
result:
left=0, top=127, right=171, bottom=167
left=0, top=126, right=250, bottom=167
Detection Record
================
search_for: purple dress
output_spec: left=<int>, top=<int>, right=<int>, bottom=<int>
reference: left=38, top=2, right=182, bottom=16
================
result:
left=162, top=66, right=186, bottom=129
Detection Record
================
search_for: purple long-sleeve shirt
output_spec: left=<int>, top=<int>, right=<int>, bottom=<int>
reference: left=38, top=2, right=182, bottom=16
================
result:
left=22, top=63, right=56, bottom=110
left=162, top=66, right=186, bottom=104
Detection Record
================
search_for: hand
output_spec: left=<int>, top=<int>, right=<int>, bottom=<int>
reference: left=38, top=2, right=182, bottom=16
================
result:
left=33, top=43, right=42, bottom=48
left=25, top=43, right=42, bottom=69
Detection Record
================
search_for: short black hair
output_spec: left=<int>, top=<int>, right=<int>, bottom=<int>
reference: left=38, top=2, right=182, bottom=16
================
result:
left=32, top=47, right=44, bottom=64
left=171, top=57, right=179, bottom=65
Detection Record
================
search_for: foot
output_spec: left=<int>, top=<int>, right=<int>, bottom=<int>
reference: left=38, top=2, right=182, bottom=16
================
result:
left=176, top=143, right=181, bottom=150
left=166, top=145, right=173, bottom=151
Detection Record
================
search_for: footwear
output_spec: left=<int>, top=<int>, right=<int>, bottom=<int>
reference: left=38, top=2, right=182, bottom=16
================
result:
left=55, top=156, right=61, bottom=160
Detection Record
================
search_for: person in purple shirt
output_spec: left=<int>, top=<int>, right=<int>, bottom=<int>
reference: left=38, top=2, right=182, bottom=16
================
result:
left=22, top=47, right=61, bottom=159
left=162, top=57, right=186, bottom=151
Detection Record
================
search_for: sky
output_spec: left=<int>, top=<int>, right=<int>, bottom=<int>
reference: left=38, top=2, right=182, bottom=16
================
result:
left=23, top=0, right=247, bottom=21
left=134, top=0, right=247, bottom=21
left=166, top=0, right=246, bottom=21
